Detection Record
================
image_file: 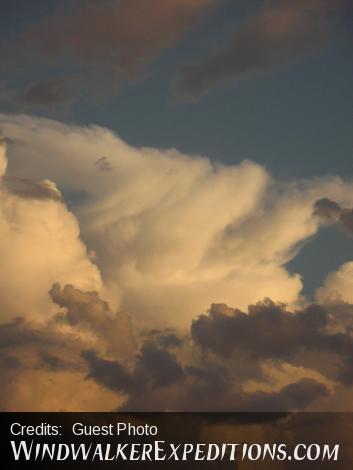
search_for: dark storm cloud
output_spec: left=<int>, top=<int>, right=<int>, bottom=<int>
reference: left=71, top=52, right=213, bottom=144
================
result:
left=175, top=0, right=349, bottom=100
left=191, top=300, right=353, bottom=383
left=192, top=300, right=328, bottom=358
left=83, top=342, right=328, bottom=411
left=83, top=341, right=184, bottom=394
left=314, top=198, right=353, bottom=235
left=80, top=295, right=353, bottom=410
left=49, top=283, right=136, bottom=358
left=1, top=295, right=350, bottom=411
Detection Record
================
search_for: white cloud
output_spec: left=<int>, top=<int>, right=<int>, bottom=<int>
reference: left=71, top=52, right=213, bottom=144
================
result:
left=1, top=114, right=352, bottom=329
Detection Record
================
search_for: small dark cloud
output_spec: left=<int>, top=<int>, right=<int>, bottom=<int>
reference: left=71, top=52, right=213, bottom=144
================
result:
left=314, top=197, right=341, bottom=220
left=95, top=157, right=113, bottom=172
left=314, top=198, right=353, bottom=235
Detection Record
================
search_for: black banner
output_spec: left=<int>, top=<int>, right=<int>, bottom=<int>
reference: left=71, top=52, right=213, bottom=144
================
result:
left=1, top=412, right=351, bottom=468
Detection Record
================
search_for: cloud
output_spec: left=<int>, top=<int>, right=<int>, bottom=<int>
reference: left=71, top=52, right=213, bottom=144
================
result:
left=0, top=142, right=129, bottom=409
left=192, top=299, right=353, bottom=384
left=1, top=113, right=353, bottom=329
left=314, top=197, right=353, bottom=235
left=1, top=294, right=350, bottom=412
left=313, top=198, right=353, bottom=304
left=0, top=141, right=102, bottom=322
left=49, top=283, right=135, bottom=358
left=175, top=0, right=349, bottom=100
left=245, top=379, right=328, bottom=411
left=0, top=114, right=352, bottom=411
left=316, top=262, right=353, bottom=304
left=95, top=156, right=113, bottom=172
left=4, top=176, right=63, bottom=201
left=28, top=0, right=218, bottom=67
left=83, top=341, right=184, bottom=396
left=81, top=294, right=353, bottom=411
left=0, top=317, right=123, bottom=411
left=0, top=0, right=220, bottom=104
left=82, top=339, right=330, bottom=412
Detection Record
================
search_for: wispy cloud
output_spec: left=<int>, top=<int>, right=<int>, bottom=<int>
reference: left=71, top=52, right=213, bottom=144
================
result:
left=175, top=0, right=349, bottom=101
left=1, top=0, right=221, bottom=105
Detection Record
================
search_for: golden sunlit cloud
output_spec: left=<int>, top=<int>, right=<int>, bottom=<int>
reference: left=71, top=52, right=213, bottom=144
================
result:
left=1, top=114, right=353, bottom=328
left=0, top=115, right=352, bottom=412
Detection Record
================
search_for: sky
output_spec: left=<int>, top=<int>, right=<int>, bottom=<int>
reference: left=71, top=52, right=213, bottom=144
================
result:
left=0, top=0, right=352, bottom=412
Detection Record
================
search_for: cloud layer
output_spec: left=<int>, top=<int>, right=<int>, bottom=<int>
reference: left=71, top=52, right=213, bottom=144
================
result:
left=0, top=0, right=220, bottom=104
left=2, top=0, right=349, bottom=105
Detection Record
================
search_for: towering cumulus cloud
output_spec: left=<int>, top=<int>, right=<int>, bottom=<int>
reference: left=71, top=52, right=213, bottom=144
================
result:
left=0, top=114, right=352, bottom=411
left=1, top=114, right=353, bottom=328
